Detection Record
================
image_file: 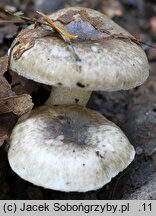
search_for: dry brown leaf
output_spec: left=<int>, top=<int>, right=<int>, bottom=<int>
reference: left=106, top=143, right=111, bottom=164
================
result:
left=0, top=94, right=33, bottom=116
left=0, top=56, right=12, bottom=98
left=56, top=9, right=141, bottom=45
left=0, top=56, right=33, bottom=145
left=0, top=56, right=33, bottom=116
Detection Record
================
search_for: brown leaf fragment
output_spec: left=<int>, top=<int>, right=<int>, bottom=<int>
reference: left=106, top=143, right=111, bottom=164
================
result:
left=56, top=9, right=142, bottom=46
left=0, top=56, right=8, bottom=75
left=79, top=10, right=109, bottom=34
left=0, top=94, right=33, bottom=116
left=110, top=33, right=141, bottom=46
left=0, top=56, right=33, bottom=116
left=11, top=28, right=36, bottom=60
left=13, top=40, right=34, bottom=60
left=11, top=27, right=51, bottom=60
left=0, top=56, right=33, bottom=145
left=0, top=56, right=17, bottom=99
left=0, top=56, right=12, bottom=98
left=37, top=11, right=78, bottom=39
left=57, top=9, right=111, bottom=35
left=57, top=10, right=78, bottom=24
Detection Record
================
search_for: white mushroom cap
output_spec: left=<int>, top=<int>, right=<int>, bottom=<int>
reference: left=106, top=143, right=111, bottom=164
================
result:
left=8, top=105, right=135, bottom=192
left=9, top=7, right=149, bottom=91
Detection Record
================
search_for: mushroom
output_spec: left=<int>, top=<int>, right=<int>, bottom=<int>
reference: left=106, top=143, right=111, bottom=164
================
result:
left=9, top=7, right=149, bottom=106
left=8, top=7, right=149, bottom=192
left=9, top=105, right=135, bottom=192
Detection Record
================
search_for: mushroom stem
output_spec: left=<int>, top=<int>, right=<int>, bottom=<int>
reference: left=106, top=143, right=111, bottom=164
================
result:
left=45, top=86, right=92, bottom=106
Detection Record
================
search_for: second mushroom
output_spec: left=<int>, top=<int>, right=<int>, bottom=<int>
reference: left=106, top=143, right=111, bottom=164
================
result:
left=8, top=7, right=149, bottom=192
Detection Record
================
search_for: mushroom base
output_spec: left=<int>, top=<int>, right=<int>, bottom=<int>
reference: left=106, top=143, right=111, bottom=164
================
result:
left=8, top=105, right=135, bottom=192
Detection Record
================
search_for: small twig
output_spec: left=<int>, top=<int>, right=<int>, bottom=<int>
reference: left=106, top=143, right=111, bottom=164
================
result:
left=110, top=33, right=156, bottom=49
left=5, top=10, right=52, bottom=28
left=36, top=11, right=78, bottom=40
left=139, top=41, right=156, bottom=49
left=0, top=20, right=24, bottom=24
left=5, top=10, right=78, bottom=41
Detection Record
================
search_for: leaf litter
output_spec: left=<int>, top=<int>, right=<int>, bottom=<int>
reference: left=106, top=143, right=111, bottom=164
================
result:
left=0, top=56, right=33, bottom=145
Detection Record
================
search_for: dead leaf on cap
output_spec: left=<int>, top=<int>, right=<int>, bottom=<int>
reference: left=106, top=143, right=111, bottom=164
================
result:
left=79, top=10, right=111, bottom=35
left=11, top=27, right=52, bottom=60
left=57, top=9, right=111, bottom=35
left=56, top=9, right=141, bottom=45
left=57, top=10, right=77, bottom=24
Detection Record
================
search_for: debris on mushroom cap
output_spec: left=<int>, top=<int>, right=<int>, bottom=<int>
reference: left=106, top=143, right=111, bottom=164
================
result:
left=10, top=27, right=51, bottom=61
left=8, top=105, right=135, bottom=192
left=9, top=7, right=149, bottom=91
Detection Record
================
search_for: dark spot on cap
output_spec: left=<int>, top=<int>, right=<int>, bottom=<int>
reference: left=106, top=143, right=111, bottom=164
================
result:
left=45, top=106, right=90, bottom=146
left=96, top=151, right=103, bottom=158
left=73, top=150, right=75, bottom=153
left=75, top=98, right=79, bottom=103
left=77, top=82, right=85, bottom=88
left=83, top=163, right=85, bottom=166
left=96, top=151, right=100, bottom=156
left=58, top=82, right=62, bottom=86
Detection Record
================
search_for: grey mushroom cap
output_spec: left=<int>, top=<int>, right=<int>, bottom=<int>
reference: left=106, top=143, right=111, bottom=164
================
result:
left=9, top=7, right=149, bottom=91
left=8, top=105, right=135, bottom=192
